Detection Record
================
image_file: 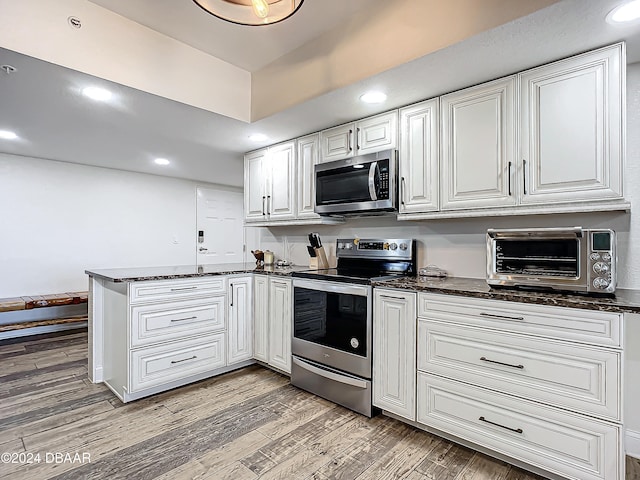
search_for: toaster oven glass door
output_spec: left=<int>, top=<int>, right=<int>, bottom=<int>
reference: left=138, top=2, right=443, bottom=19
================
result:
left=495, top=239, right=579, bottom=278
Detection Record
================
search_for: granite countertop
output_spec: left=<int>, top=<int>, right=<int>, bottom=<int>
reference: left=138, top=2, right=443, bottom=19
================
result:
left=372, top=276, right=640, bottom=314
left=85, top=263, right=311, bottom=283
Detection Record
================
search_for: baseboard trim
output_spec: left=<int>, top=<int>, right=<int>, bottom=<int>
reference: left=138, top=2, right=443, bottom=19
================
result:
left=627, top=429, right=640, bottom=459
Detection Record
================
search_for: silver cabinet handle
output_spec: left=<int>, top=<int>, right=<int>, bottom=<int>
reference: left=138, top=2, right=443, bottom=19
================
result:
left=267, top=195, right=271, bottom=215
left=262, top=196, right=266, bottom=216
left=480, top=312, right=524, bottom=321
left=480, top=357, right=524, bottom=369
left=400, top=177, right=406, bottom=206
left=368, top=161, right=378, bottom=201
left=230, top=283, right=234, bottom=307
left=170, top=316, right=197, bottom=323
left=479, top=416, right=523, bottom=434
left=507, top=161, right=512, bottom=196
left=522, top=159, right=527, bottom=195
left=171, top=355, right=197, bottom=364
left=170, top=286, right=198, bottom=292
left=347, top=129, right=353, bottom=152
left=356, top=127, right=360, bottom=150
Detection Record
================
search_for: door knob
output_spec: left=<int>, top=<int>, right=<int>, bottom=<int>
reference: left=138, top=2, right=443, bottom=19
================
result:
left=199, top=247, right=208, bottom=252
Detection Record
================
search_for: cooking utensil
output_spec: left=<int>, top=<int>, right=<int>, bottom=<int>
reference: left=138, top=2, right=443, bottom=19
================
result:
left=307, top=246, right=317, bottom=257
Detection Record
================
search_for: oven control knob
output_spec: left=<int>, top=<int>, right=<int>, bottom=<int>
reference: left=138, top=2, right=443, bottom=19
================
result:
left=350, top=337, right=360, bottom=349
left=593, top=277, right=610, bottom=290
left=389, top=243, right=398, bottom=251
left=589, top=252, right=601, bottom=261
left=399, top=243, right=408, bottom=251
left=593, top=262, right=609, bottom=274
left=602, top=253, right=612, bottom=262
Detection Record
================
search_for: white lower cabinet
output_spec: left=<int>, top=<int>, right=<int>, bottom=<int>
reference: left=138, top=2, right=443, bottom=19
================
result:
left=227, top=276, right=253, bottom=365
left=253, top=275, right=292, bottom=374
left=100, top=276, right=256, bottom=403
left=372, top=288, right=417, bottom=421
left=413, top=292, right=623, bottom=480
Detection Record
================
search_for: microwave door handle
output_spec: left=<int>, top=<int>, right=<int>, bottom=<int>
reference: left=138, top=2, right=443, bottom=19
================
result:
left=368, top=161, right=378, bottom=201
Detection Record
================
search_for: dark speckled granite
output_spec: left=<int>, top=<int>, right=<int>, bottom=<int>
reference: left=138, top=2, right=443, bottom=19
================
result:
left=372, top=276, right=640, bottom=314
left=85, top=263, right=311, bottom=283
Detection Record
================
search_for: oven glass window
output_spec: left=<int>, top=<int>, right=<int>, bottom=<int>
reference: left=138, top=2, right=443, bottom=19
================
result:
left=293, top=287, right=367, bottom=357
left=495, top=239, right=579, bottom=277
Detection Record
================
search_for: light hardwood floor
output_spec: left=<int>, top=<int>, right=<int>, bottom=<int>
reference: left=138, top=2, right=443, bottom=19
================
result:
left=0, top=331, right=638, bottom=480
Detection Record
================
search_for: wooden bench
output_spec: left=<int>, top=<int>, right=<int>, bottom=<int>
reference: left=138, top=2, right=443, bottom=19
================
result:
left=0, top=292, right=88, bottom=334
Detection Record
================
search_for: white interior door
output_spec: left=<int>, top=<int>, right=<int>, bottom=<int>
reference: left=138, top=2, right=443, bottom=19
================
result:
left=196, top=187, right=244, bottom=264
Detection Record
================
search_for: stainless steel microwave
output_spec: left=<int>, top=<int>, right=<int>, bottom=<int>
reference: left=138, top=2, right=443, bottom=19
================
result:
left=487, top=227, right=616, bottom=294
left=314, top=150, right=397, bottom=215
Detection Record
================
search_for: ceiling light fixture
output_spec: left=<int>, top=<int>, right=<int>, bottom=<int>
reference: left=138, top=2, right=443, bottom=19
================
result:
left=607, top=0, right=640, bottom=23
left=154, top=158, right=170, bottom=166
left=249, top=133, right=268, bottom=141
left=0, top=130, right=18, bottom=140
left=192, top=0, right=304, bottom=26
left=360, top=91, right=387, bottom=104
left=82, top=86, right=113, bottom=102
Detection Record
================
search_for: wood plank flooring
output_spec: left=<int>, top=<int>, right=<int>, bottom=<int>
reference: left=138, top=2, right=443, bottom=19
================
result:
left=0, top=331, right=638, bottom=480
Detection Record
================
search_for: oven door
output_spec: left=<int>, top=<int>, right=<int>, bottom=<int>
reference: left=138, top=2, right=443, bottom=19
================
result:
left=292, top=278, right=372, bottom=378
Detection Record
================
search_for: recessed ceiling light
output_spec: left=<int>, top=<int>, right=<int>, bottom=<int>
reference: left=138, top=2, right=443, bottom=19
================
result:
left=249, top=133, right=268, bottom=141
left=82, top=86, right=113, bottom=102
left=607, top=0, right=640, bottom=23
left=0, top=130, right=18, bottom=140
left=154, top=158, right=170, bottom=166
left=360, top=91, right=387, bottom=104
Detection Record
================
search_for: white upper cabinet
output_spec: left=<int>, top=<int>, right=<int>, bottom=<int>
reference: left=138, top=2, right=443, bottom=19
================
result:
left=267, top=141, right=296, bottom=220
left=440, top=76, right=517, bottom=210
left=244, top=141, right=296, bottom=223
left=244, top=149, right=268, bottom=222
left=296, top=133, right=320, bottom=219
left=519, top=43, right=624, bottom=205
left=398, top=99, right=439, bottom=214
left=319, top=111, right=398, bottom=163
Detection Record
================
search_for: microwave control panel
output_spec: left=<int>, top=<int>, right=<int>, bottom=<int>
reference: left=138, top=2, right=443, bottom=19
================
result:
left=378, top=164, right=390, bottom=200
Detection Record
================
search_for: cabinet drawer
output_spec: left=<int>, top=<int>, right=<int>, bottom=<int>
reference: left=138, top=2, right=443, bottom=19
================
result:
left=417, top=373, right=621, bottom=480
left=130, top=334, right=226, bottom=392
left=418, top=293, right=621, bottom=348
left=417, top=319, right=620, bottom=421
left=129, top=277, right=226, bottom=304
left=130, top=296, right=225, bottom=347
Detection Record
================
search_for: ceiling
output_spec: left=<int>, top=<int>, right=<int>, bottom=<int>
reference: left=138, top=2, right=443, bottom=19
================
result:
left=1, top=0, right=640, bottom=187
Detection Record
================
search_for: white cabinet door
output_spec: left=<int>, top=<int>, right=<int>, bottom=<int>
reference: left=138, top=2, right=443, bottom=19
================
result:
left=253, top=275, right=269, bottom=363
left=356, top=111, right=398, bottom=155
left=399, top=100, right=439, bottom=213
left=319, top=123, right=355, bottom=162
left=296, top=133, right=320, bottom=219
left=227, top=277, right=252, bottom=364
left=372, top=288, right=416, bottom=421
left=244, top=149, right=268, bottom=222
left=519, top=43, right=624, bottom=205
left=268, top=277, right=292, bottom=374
left=441, top=76, right=517, bottom=210
left=267, top=141, right=296, bottom=220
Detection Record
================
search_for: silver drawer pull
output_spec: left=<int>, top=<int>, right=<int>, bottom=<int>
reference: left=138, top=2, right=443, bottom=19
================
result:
left=479, top=416, right=523, bottom=434
left=380, top=295, right=404, bottom=300
left=480, top=312, right=524, bottom=321
left=480, top=357, right=524, bottom=369
left=170, top=286, right=198, bottom=292
left=170, top=316, right=198, bottom=323
left=171, top=355, right=197, bottom=364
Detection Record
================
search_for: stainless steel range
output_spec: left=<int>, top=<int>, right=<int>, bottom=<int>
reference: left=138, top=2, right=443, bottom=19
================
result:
left=291, top=238, right=416, bottom=417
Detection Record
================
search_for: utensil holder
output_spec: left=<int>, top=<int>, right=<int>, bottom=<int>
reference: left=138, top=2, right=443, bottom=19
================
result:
left=309, top=257, right=319, bottom=269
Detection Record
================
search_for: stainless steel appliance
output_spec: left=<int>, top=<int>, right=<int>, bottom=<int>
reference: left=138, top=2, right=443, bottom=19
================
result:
left=291, top=237, right=416, bottom=417
left=487, top=227, right=616, bottom=294
left=314, top=150, right=397, bottom=216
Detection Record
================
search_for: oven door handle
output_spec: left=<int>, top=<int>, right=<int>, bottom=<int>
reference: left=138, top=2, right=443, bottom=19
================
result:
left=292, top=357, right=368, bottom=389
left=368, top=161, right=378, bottom=201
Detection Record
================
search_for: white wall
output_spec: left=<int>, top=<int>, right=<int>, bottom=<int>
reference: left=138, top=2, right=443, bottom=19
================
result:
left=257, top=62, right=640, bottom=290
left=0, top=154, right=243, bottom=297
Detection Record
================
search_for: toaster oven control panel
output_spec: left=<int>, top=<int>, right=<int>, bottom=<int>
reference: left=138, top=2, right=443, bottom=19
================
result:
left=588, top=231, right=615, bottom=292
